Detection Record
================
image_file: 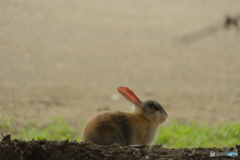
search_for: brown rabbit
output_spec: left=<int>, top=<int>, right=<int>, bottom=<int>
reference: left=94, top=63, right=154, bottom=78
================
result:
left=81, top=86, right=168, bottom=146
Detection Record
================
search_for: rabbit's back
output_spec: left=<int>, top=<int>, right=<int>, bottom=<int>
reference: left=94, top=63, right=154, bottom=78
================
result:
left=82, top=111, right=133, bottom=145
left=81, top=87, right=167, bottom=146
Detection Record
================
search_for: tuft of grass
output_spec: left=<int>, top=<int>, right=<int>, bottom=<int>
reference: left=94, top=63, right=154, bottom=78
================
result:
left=0, top=114, right=239, bottom=148
left=154, top=120, right=240, bottom=148
left=0, top=114, right=85, bottom=142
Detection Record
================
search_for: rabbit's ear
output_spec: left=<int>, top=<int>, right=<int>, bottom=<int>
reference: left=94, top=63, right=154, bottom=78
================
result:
left=117, top=87, right=142, bottom=105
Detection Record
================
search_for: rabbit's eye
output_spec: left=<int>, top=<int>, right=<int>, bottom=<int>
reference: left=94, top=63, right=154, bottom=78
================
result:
left=154, top=105, right=159, bottom=111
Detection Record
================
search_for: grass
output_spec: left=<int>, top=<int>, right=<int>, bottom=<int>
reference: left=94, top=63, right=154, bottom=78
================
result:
left=0, top=114, right=84, bottom=142
left=0, top=114, right=239, bottom=148
left=154, top=120, right=240, bottom=148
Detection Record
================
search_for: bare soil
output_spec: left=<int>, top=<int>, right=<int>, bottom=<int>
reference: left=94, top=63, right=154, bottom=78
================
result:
left=0, top=0, right=240, bottom=127
left=1, top=135, right=240, bottom=160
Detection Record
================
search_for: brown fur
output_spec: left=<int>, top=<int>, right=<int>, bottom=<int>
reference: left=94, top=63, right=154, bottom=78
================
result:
left=81, top=87, right=168, bottom=146
left=82, top=111, right=162, bottom=145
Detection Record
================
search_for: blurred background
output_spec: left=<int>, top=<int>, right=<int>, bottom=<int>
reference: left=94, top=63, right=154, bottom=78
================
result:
left=0, top=0, right=240, bottom=128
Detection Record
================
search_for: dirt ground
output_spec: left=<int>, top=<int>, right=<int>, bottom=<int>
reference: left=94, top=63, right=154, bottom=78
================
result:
left=1, top=135, right=239, bottom=160
left=0, top=0, right=240, bottom=128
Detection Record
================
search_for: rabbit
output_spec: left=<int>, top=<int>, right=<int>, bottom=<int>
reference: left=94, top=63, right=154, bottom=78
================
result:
left=81, top=86, right=168, bottom=146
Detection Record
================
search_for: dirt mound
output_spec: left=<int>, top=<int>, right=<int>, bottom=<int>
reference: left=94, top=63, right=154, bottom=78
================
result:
left=0, top=135, right=239, bottom=160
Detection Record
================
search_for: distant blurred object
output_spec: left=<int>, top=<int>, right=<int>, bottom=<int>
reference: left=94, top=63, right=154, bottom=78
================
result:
left=110, top=94, right=121, bottom=100
left=224, top=14, right=240, bottom=29
left=97, top=106, right=109, bottom=112
left=177, top=13, right=240, bottom=43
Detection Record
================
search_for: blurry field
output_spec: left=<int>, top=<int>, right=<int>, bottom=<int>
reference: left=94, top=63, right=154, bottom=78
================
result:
left=0, top=0, right=240, bottom=147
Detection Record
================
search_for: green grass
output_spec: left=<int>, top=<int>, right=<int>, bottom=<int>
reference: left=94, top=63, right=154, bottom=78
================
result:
left=154, top=120, right=240, bottom=148
left=0, top=114, right=84, bottom=142
left=0, top=114, right=239, bottom=148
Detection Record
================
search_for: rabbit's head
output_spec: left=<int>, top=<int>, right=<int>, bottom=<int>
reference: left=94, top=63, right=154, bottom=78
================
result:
left=118, top=86, right=168, bottom=124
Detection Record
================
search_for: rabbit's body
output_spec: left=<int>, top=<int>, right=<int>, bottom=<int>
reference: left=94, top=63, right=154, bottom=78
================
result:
left=82, top=87, right=168, bottom=146
left=82, top=111, right=159, bottom=145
